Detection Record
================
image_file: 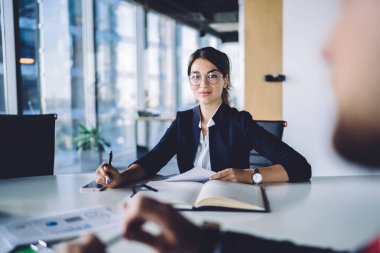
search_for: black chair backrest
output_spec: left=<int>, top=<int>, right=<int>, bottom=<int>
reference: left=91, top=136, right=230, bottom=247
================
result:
left=250, top=120, right=287, bottom=168
left=0, top=114, right=57, bottom=179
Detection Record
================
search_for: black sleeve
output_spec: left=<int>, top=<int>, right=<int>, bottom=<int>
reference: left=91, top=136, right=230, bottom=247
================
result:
left=241, top=112, right=312, bottom=182
left=131, top=113, right=178, bottom=177
left=214, top=231, right=349, bottom=253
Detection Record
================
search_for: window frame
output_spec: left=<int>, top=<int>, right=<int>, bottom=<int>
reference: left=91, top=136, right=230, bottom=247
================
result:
left=1, top=0, right=19, bottom=114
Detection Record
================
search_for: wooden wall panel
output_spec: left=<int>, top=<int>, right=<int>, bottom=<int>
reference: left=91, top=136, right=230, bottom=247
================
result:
left=244, top=0, right=283, bottom=120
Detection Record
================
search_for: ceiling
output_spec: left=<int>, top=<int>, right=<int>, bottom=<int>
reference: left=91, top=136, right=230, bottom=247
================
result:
left=131, top=0, right=239, bottom=42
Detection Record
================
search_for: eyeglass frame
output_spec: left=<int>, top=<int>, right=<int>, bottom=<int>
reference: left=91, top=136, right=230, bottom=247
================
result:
left=188, top=70, right=225, bottom=86
left=130, top=183, right=158, bottom=198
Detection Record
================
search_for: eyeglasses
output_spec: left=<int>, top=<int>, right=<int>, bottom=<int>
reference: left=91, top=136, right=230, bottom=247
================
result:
left=188, top=71, right=224, bottom=86
left=130, top=183, right=158, bottom=198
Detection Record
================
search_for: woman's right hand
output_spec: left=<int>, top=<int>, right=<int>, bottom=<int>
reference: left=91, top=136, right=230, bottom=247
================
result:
left=95, top=163, right=124, bottom=188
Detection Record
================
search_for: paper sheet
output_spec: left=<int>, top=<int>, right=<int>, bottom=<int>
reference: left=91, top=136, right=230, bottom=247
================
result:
left=163, top=167, right=216, bottom=182
left=0, top=206, right=121, bottom=250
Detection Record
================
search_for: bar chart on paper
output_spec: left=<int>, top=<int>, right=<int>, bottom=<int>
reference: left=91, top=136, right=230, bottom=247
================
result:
left=0, top=206, right=121, bottom=251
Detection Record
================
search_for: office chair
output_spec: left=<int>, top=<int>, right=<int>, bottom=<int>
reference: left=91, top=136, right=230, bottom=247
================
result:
left=0, top=114, right=57, bottom=179
left=250, top=120, right=287, bottom=167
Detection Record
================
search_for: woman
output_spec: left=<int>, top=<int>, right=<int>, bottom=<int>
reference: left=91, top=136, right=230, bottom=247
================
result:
left=96, top=47, right=311, bottom=188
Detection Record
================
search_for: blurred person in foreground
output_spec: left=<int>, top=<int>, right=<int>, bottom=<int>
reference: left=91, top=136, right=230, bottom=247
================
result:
left=58, top=0, right=380, bottom=252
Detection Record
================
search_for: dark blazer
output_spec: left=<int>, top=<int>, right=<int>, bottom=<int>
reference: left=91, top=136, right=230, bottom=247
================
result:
left=214, top=231, right=348, bottom=253
left=134, top=103, right=311, bottom=182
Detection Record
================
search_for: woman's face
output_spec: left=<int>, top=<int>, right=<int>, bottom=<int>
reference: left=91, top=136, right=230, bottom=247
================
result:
left=189, top=58, right=227, bottom=107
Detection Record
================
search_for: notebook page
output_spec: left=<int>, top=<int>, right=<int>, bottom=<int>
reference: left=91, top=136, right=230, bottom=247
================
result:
left=195, top=180, right=264, bottom=210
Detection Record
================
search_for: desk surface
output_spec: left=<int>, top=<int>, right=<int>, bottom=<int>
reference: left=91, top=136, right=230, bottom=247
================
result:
left=0, top=174, right=379, bottom=252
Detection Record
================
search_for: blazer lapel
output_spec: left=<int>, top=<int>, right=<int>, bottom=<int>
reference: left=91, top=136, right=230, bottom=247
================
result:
left=191, top=106, right=201, bottom=163
left=209, top=103, right=230, bottom=171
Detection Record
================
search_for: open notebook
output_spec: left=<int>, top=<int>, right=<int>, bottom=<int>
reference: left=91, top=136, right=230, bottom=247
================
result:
left=127, top=180, right=270, bottom=212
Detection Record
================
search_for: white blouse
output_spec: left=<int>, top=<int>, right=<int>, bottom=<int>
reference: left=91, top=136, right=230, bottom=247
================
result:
left=193, top=103, right=222, bottom=170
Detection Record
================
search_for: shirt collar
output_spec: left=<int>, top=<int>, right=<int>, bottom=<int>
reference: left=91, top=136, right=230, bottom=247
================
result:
left=198, top=102, right=222, bottom=129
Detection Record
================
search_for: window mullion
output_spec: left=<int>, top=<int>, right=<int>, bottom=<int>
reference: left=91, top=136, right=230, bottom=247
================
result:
left=82, top=0, right=96, bottom=127
left=1, top=0, right=18, bottom=114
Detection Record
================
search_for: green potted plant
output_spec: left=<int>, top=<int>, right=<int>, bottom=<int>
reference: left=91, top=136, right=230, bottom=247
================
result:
left=74, top=124, right=111, bottom=172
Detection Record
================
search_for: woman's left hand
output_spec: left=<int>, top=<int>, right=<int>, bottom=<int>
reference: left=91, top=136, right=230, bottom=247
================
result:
left=210, top=168, right=253, bottom=184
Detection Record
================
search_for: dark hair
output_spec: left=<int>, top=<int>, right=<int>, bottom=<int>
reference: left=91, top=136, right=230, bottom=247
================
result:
left=187, top=47, right=232, bottom=105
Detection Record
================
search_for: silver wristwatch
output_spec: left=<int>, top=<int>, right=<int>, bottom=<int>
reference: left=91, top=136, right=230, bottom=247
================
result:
left=251, top=167, right=263, bottom=184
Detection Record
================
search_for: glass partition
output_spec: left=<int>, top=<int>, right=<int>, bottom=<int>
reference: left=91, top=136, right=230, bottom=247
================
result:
left=41, top=0, right=85, bottom=172
left=95, top=0, right=138, bottom=167
left=16, top=0, right=86, bottom=173
left=176, top=25, right=199, bottom=110
left=146, top=12, right=175, bottom=114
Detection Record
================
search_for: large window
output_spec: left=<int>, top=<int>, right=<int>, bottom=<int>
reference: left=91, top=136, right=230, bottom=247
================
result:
left=146, top=12, right=175, bottom=114
left=220, top=42, right=241, bottom=109
left=0, top=3, right=4, bottom=113
left=142, top=12, right=176, bottom=150
left=7, top=0, right=219, bottom=174
left=95, top=0, right=138, bottom=167
left=16, top=0, right=86, bottom=173
left=176, top=25, right=199, bottom=110
left=41, top=0, right=85, bottom=173
left=134, top=12, right=177, bottom=161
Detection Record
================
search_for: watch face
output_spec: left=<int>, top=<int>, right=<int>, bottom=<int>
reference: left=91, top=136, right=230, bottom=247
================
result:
left=253, top=173, right=262, bottom=183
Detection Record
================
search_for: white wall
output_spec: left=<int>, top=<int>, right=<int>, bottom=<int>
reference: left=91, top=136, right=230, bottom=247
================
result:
left=283, top=0, right=379, bottom=176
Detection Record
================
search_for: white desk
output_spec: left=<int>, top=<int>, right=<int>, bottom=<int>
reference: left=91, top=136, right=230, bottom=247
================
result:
left=0, top=174, right=379, bottom=252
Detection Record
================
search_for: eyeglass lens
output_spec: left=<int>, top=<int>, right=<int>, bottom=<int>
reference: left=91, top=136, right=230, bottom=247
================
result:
left=189, top=71, right=223, bottom=85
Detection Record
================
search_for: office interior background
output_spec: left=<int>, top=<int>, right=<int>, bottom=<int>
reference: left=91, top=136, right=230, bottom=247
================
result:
left=0, top=0, right=377, bottom=176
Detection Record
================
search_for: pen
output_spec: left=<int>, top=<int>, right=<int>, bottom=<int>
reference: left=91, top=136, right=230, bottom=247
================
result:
left=108, top=150, right=113, bottom=166
left=106, top=150, right=113, bottom=184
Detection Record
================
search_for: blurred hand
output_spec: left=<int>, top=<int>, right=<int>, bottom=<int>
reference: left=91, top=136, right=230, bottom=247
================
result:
left=123, top=196, right=202, bottom=253
left=95, top=163, right=124, bottom=188
left=210, top=168, right=253, bottom=184
left=55, top=234, right=105, bottom=253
